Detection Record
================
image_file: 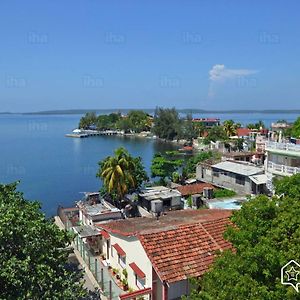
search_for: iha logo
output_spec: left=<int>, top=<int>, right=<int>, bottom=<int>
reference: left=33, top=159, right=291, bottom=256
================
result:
left=281, top=260, right=300, bottom=292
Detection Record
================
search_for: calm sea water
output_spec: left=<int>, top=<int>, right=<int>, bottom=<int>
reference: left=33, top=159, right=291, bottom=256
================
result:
left=0, top=112, right=299, bottom=216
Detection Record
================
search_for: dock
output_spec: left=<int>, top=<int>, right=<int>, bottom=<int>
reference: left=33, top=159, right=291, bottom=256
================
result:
left=65, top=130, right=120, bottom=138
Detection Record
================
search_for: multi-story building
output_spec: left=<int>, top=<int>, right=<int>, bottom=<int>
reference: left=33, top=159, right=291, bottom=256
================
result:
left=265, top=141, right=300, bottom=192
left=192, top=118, right=220, bottom=128
left=265, top=141, right=300, bottom=177
left=98, top=209, right=232, bottom=300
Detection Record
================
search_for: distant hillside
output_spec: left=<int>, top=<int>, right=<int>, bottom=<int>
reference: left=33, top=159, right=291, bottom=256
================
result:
left=1, top=109, right=300, bottom=115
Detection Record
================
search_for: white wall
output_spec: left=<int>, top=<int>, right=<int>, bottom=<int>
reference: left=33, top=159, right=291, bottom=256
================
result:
left=102, top=233, right=153, bottom=292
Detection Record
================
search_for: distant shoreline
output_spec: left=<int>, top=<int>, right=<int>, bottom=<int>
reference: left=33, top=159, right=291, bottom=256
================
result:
left=2, top=109, right=300, bottom=115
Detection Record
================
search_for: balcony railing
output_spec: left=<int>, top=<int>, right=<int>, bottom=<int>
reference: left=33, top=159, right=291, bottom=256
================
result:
left=266, top=141, right=300, bottom=153
left=267, top=162, right=300, bottom=175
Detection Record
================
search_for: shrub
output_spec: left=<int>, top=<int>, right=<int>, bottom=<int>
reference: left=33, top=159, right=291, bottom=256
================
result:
left=213, top=188, right=236, bottom=198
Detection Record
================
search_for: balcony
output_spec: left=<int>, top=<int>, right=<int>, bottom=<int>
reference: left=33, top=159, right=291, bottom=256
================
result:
left=267, top=162, right=300, bottom=176
left=265, top=142, right=300, bottom=156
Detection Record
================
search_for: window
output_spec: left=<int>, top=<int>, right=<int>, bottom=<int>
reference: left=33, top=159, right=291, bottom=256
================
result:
left=118, top=254, right=126, bottom=268
left=135, top=274, right=145, bottom=289
left=236, top=174, right=245, bottom=185
left=212, top=171, right=219, bottom=177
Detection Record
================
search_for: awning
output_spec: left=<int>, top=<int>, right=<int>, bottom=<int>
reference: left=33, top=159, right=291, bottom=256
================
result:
left=129, top=262, right=146, bottom=278
left=119, top=287, right=151, bottom=300
left=101, top=230, right=110, bottom=239
left=249, top=174, right=268, bottom=185
left=112, top=243, right=126, bottom=256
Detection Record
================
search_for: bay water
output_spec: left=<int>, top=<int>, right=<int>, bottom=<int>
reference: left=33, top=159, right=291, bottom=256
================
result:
left=0, top=112, right=298, bottom=216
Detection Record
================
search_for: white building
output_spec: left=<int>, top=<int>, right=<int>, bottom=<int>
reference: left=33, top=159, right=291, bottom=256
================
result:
left=265, top=141, right=300, bottom=192
left=265, top=141, right=300, bottom=177
left=97, top=209, right=232, bottom=300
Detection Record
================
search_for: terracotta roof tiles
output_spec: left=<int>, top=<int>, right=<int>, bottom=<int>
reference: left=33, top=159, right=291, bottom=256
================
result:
left=139, top=216, right=232, bottom=283
left=176, top=183, right=215, bottom=196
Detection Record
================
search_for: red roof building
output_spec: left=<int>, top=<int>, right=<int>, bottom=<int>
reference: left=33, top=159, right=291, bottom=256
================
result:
left=176, top=182, right=215, bottom=196
left=97, top=209, right=232, bottom=300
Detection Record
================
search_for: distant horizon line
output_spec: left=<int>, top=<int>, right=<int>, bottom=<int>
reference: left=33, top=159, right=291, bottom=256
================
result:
left=1, top=108, right=300, bottom=115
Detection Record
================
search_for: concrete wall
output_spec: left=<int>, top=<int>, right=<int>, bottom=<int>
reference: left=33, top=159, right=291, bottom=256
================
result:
left=196, top=165, right=257, bottom=194
left=168, top=280, right=189, bottom=299
left=268, top=153, right=300, bottom=167
left=101, top=233, right=153, bottom=292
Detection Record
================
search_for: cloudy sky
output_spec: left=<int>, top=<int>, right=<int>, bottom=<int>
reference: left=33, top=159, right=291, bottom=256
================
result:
left=0, top=0, right=300, bottom=112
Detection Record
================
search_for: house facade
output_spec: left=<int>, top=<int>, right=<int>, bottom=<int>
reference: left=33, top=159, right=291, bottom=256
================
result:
left=138, top=186, right=182, bottom=212
left=196, top=160, right=267, bottom=194
left=264, top=141, right=300, bottom=192
left=97, top=209, right=232, bottom=300
left=265, top=141, right=300, bottom=177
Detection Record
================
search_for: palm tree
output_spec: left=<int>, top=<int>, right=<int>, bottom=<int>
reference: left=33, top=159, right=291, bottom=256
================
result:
left=97, top=148, right=136, bottom=202
left=223, top=120, right=237, bottom=137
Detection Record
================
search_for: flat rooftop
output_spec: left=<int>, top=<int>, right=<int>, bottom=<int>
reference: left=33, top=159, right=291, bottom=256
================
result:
left=98, top=209, right=231, bottom=236
left=139, top=186, right=181, bottom=201
left=77, top=200, right=120, bottom=216
left=212, top=161, right=263, bottom=176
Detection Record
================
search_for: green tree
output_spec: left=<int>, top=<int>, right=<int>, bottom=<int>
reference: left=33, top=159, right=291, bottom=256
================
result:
left=97, top=147, right=147, bottom=202
left=181, top=113, right=198, bottom=143
left=185, top=174, right=300, bottom=300
left=183, top=151, right=213, bottom=176
left=291, top=117, right=300, bottom=138
left=223, top=120, right=237, bottom=137
left=152, top=107, right=181, bottom=140
left=203, top=126, right=227, bottom=144
left=79, top=112, right=97, bottom=129
left=116, top=117, right=133, bottom=133
left=0, top=183, right=86, bottom=300
left=127, top=110, right=150, bottom=133
left=151, top=152, right=183, bottom=185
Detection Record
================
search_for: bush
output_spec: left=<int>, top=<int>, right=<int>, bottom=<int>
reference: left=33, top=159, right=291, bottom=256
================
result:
left=213, top=188, right=236, bottom=198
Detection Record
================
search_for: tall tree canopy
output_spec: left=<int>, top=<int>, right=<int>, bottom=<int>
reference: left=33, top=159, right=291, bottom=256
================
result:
left=79, top=112, right=97, bottom=129
left=151, top=151, right=183, bottom=185
left=0, top=183, right=86, bottom=299
left=126, top=110, right=151, bottom=133
left=97, top=147, right=148, bottom=202
left=223, top=119, right=238, bottom=137
left=152, top=107, right=181, bottom=140
left=185, top=174, right=300, bottom=299
left=291, top=117, right=300, bottom=138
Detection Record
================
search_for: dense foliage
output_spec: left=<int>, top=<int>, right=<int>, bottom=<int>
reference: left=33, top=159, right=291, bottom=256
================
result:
left=0, top=183, right=86, bottom=300
left=79, top=111, right=151, bottom=133
left=290, top=117, right=300, bottom=138
left=203, top=126, right=227, bottom=144
left=223, top=119, right=239, bottom=137
left=213, top=188, right=236, bottom=198
left=247, top=120, right=265, bottom=130
left=151, top=151, right=183, bottom=185
left=97, top=147, right=148, bottom=202
left=152, top=107, right=181, bottom=140
left=185, top=174, right=300, bottom=300
left=183, top=151, right=214, bottom=176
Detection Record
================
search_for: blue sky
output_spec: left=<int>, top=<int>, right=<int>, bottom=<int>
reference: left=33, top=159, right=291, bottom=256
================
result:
left=0, top=0, right=300, bottom=112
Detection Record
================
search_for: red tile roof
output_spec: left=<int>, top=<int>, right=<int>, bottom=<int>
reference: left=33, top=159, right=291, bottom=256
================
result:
left=176, top=183, right=215, bottom=196
left=119, top=288, right=152, bottom=300
left=237, top=128, right=251, bottom=137
left=129, top=262, right=146, bottom=278
left=112, top=243, right=126, bottom=256
left=98, top=209, right=231, bottom=237
left=139, top=215, right=232, bottom=284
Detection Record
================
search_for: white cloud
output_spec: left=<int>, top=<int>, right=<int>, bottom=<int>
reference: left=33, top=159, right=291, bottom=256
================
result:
left=208, top=64, right=258, bottom=97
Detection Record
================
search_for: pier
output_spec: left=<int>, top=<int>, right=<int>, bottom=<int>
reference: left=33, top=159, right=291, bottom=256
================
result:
left=65, top=130, right=120, bottom=138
